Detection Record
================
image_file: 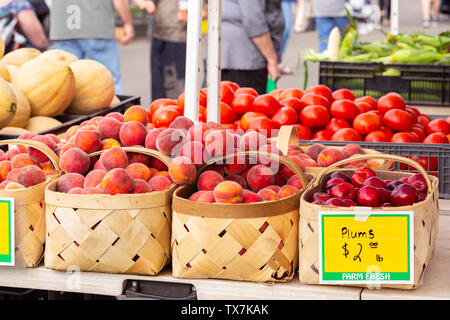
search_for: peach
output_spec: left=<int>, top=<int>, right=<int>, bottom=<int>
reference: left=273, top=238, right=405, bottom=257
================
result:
left=169, top=116, right=194, bottom=132
left=278, top=185, right=299, bottom=199
left=105, top=112, right=124, bottom=122
left=242, top=189, right=262, bottom=203
left=148, top=175, right=172, bottom=191
left=274, top=171, right=286, bottom=187
left=306, top=143, right=327, bottom=161
left=0, top=160, right=11, bottom=181
left=266, top=185, right=281, bottom=193
left=126, top=163, right=151, bottom=181
left=93, top=159, right=106, bottom=170
left=5, top=168, right=23, bottom=183
left=98, top=117, right=122, bottom=140
left=239, top=131, right=267, bottom=151
left=204, top=129, right=234, bottom=157
left=28, top=135, right=57, bottom=163
left=144, top=128, right=161, bottom=150
left=128, top=151, right=151, bottom=167
left=189, top=190, right=215, bottom=203
left=101, top=168, right=135, bottom=195
left=342, top=144, right=364, bottom=156
left=58, top=147, right=90, bottom=174
left=178, top=140, right=206, bottom=166
left=45, top=134, right=60, bottom=145
left=124, top=105, right=148, bottom=125
left=187, top=123, right=211, bottom=143
left=149, top=157, right=168, bottom=171
left=17, top=133, right=37, bottom=153
left=223, top=151, right=247, bottom=175
left=280, top=155, right=305, bottom=180
left=119, top=121, right=147, bottom=147
left=65, top=125, right=79, bottom=141
left=225, top=174, right=248, bottom=189
left=2, top=182, right=25, bottom=190
left=39, top=161, right=55, bottom=174
left=59, top=143, right=76, bottom=156
left=258, top=188, right=279, bottom=201
left=84, top=169, right=107, bottom=189
left=207, top=164, right=225, bottom=177
left=81, top=187, right=106, bottom=195
left=287, top=175, right=304, bottom=190
left=303, top=158, right=319, bottom=167
left=168, top=156, right=196, bottom=185
left=156, top=128, right=186, bottom=156
left=11, top=153, right=36, bottom=169
left=246, top=164, right=275, bottom=192
left=132, top=179, right=152, bottom=194
left=197, top=170, right=224, bottom=191
left=74, top=129, right=102, bottom=154
left=100, top=146, right=128, bottom=171
left=17, top=165, right=46, bottom=187
left=68, top=187, right=83, bottom=194
left=153, top=171, right=172, bottom=182
left=57, top=173, right=85, bottom=193
left=100, top=139, right=121, bottom=150
left=286, top=145, right=304, bottom=156
left=317, top=148, right=346, bottom=167
left=87, top=116, right=103, bottom=128
left=213, top=181, right=244, bottom=203
left=5, top=149, right=22, bottom=161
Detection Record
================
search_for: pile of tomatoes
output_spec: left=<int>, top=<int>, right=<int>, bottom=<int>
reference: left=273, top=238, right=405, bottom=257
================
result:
left=148, top=82, right=450, bottom=145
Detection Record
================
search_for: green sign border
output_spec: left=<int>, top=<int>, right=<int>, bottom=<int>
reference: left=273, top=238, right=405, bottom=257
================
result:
left=0, top=199, right=13, bottom=265
left=320, top=212, right=413, bottom=284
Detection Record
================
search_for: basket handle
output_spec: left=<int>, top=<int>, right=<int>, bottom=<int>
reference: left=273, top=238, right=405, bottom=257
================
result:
left=275, top=125, right=299, bottom=156
left=89, top=146, right=173, bottom=167
left=313, top=153, right=433, bottom=195
left=201, top=150, right=310, bottom=190
left=0, top=139, right=61, bottom=174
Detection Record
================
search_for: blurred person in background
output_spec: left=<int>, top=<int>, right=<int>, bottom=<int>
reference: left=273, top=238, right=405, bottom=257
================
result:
left=379, top=0, right=391, bottom=26
left=313, top=0, right=349, bottom=52
left=279, top=0, right=296, bottom=75
left=49, top=0, right=135, bottom=94
left=0, top=0, right=48, bottom=50
left=221, top=0, right=284, bottom=95
left=421, top=0, right=441, bottom=27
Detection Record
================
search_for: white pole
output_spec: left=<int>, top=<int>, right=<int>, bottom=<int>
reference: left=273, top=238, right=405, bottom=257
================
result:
left=390, top=0, right=399, bottom=35
left=184, top=0, right=204, bottom=123
left=207, top=0, right=222, bottom=123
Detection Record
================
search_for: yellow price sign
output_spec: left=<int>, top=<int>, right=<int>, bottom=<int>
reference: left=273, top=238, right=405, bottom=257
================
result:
left=0, top=198, right=14, bottom=266
left=318, top=211, right=414, bottom=285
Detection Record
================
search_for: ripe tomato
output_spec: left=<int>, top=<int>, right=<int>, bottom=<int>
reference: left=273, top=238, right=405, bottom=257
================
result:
left=353, top=112, right=382, bottom=135
left=383, top=109, right=414, bottom=132
left=354, top=96, right=377, bottom=110
left=379, top=126, right=394, bottom=140
left=252, top=94, right=281, bottom=117
left=447, top=116, right=450, bottom=125
left=220, top=82, right=235, bottom=105
left=405, top=106, right=420, bottom=117
left=410, top=125, right=427, bottom=141
left=304, top=85, right=333, bottom=103
left=299, top=105, right=330, bottom=128
left=272, top=106, right=298, bottom=128
left=279, top=88, right=304, bottom=101
left=221, top=80, right=239, bottom=92
left=354, top=102, right=373, bottom=114
left=423, top=132, right=449, bottom=144
left=391, top=132, right=418, bottom=143
left=377, top=93, right=406, bottom=115
left=364, top=130, right=390, bottom=142
left=152, top=106, right=180, bottom=128
left=240, top=111, right=268, bottom=131
left=301, top=93, right=330, bottom=110
left=269, top=89, right=284, bottom=101
left=332, top=88, right=355, bottom=101
left=221, top=102, right=237, bottom=124
left=426, top=119, right=450, bottom=135
left=313, top=129, right=334, bottom=141
left=279, top=97, right=306, bottom=114
left=325, top=118, right=351, bottom=133
left=230, top=93, right=255, bottom=115
left=248, top=117, right=277, bottom=137
left=199, top=106, right=207, bottom=123
left=234, top=87, right=258, bottom=97
left=332, top=128, right=362, bottom=142
left=414, top=156, right=438, bottom=171
left=294, top=124, right=312, bottom=140
left=330, top=99, right=360, bottom=122
left=149, top=98, right=177, bottom=120
left=417, top=114, right=431, bottom=127
left=177, top=90, right=207, bottom=111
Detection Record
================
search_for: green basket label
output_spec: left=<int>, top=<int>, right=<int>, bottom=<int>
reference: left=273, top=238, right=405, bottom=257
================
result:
left=0, top=199, right=14, bottom=266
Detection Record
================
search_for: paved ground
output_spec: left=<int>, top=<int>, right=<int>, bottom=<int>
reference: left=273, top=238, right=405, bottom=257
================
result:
left=118, top=0, right=450, bottom=115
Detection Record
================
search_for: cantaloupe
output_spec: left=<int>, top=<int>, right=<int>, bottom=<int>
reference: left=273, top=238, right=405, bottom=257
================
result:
left=12, top=58, right=76, bottom=117
left=0, top=48, right=41, bottom=68
left=25, top=116, right=62, bottom=133
left=66, top=59, right=115, bottom=115
left=36, top=49, right=78, bottom=65
left=6, top=82, right=31, bottom=128
left=0, top=78, right=16, bottom=129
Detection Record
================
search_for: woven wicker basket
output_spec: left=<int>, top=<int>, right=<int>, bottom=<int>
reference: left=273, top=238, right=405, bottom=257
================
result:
left=299, top=154, right=439, bottom=289
left=171, top=150, right=311, bottom=283
left=44, top=147, right=176, bottom=276
left=0, top=139, right=60, bottom=267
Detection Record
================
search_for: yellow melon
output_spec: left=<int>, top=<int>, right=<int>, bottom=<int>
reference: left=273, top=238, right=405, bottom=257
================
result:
left=36, top=49, right=79, bottom=65
left=0, top=126, right=30, bottom=136
left=25, top=116, right=62, bottom=133
left=0, top=48, right=41, bottom=68
left=0, top=63, right=9, bottom=82
left=12, top=58, right=76, bottom=117
left=109, top=95, right=120, bottom=107
left=0, top=78, right=16, bottom=129
left=6, top=82, right=31, bottom=128
left=0, top=36, right=4, bottom=59
left=66, top=59, right=115, bottom=115
left=5, top=65, right=18, bottom=81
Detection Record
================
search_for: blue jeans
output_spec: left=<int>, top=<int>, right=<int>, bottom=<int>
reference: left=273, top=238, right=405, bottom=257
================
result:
left=51, top=39, right=123, bottom=94
left=315, top=17, right=350, bottom=53
left=281, top=1, right=293, bottom=55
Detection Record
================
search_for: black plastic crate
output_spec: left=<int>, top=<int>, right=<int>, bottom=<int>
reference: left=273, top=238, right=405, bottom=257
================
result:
left=300, top=140, right=450, bottom=199
left=319, top=61, right=450, bottom=107
left=0, top=95, right=141, bottom=140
